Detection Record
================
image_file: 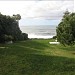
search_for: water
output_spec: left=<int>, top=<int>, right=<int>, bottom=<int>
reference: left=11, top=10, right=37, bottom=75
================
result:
left=20, top=25, right=57, bottom=39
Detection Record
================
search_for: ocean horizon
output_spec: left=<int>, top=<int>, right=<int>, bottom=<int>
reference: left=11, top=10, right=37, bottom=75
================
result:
left=20, top=25, right=57, bottom=39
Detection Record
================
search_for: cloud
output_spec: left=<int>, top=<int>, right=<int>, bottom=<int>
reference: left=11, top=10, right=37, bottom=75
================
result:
left=22, top=1, right=74, bottom=20
left=0, top=0, right=74, bottom=20
left=0, top=0, right=73, bottom=1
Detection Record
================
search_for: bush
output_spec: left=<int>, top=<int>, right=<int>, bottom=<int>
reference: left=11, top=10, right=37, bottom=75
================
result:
left=53, top=36, right=57, bottom=39
left=4, top=35, right=13, bottom=41
left=0, top=34, right=13, bottom=43
left=22, top=33, right=28, bottom=40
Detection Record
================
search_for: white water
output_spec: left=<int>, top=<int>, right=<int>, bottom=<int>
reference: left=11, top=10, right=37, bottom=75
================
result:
left=20, top=25, right=57, bottom=39
left=28, top=33, right=54, bottom=39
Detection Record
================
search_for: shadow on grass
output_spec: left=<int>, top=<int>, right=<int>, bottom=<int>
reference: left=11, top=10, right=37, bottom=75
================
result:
left=0, top=54, right=75, bottom=75
left=0, top=40, right=45, bottom=54
left=0, top=40, right=50, bottom=56
left=59, top=45, right=75, bottom=51
left=17, top=40, right=50, bottom=49
left=0, top=40, right=75, bottom=75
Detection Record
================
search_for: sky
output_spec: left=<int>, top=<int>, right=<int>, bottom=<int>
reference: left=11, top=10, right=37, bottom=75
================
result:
left=0, top=0, right=74, bottom=26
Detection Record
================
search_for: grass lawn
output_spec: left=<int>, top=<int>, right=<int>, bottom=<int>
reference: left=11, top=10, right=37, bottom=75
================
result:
left=0, top=39, right=75, bottom=75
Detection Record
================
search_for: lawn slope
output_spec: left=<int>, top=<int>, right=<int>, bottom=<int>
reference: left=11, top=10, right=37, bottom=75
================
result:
left=0, top=39, right=75, bottom=75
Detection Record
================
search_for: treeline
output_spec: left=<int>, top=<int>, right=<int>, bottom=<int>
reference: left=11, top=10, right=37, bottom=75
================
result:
left=0, top=13, right=28, bottom=43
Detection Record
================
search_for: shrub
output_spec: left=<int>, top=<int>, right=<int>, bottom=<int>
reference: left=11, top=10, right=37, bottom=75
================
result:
left=22, top=33, right=28, bottom=40
left=53, top=36, right=57, bottom=39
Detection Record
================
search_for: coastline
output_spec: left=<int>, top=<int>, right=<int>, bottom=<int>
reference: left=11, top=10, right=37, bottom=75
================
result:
left=28, top=34, right=55, bottom=39
left=20, top=25, right=56, bottom=39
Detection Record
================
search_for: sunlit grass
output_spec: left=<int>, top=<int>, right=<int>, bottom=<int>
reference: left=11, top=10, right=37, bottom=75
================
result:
left=0, top=39, right=75, bottom=75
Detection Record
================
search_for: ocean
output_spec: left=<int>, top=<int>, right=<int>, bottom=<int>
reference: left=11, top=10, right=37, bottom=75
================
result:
left=20, top=25, right=57, bottom=39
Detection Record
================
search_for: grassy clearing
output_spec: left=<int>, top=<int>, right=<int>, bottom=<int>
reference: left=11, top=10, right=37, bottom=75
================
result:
left=0, top=39, right=75, bottom=75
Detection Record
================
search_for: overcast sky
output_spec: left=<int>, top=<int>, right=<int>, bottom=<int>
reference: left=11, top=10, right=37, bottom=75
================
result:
left=0, top=0, right=74, bottom=26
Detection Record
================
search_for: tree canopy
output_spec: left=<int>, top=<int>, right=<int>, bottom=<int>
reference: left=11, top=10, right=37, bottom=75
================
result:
left=56, top=11, right=75, bottom=45
left=13, top=14, right=21, bottom=21
left=0, top=13, right=28, bottom=43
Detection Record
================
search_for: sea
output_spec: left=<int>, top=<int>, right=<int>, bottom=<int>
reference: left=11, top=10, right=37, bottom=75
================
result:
left=20, top=25, right=57, bottom=39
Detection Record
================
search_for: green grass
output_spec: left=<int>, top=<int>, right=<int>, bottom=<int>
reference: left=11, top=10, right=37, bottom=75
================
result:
left=0, top=39, right=75, bottom=75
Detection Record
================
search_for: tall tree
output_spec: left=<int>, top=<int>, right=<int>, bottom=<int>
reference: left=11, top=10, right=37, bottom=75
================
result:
left=0, top=13, right=28, bottom=43
left=0, top=13, right=22, bottom=42
left=56, top=11, right=75, bottom=45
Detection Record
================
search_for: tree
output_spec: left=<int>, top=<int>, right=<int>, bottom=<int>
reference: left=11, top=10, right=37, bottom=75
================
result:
left=56, top=11, right=75, bottom=46
left=13, top=14, right=21, bottom=20
left=0, top=13, right=28, bottom=43
left=12, top=14, right=21, bottom=25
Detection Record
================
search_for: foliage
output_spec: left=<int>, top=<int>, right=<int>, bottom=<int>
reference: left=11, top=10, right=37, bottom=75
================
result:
left=22, top=33, right=28, bottom=40
left=0, top=13, right=28, bottom=43
left=4, top=35, right=13, bottom=41
left=13, top=14, right=21, bottom=21
left=53, top=36, right=57, bottom=39
left=56, top=11, right=75, bottom=46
